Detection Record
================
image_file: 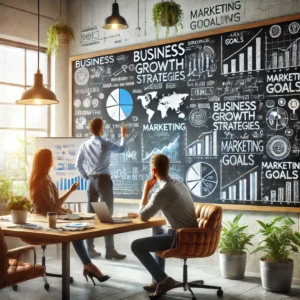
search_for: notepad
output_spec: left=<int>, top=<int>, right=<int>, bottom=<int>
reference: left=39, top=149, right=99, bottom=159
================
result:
left=57, top=213, right=95, bottom=220
left=21, top=223, right=43, bottom=230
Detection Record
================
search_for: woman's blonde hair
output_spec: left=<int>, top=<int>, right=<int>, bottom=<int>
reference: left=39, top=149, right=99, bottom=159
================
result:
left=28, top=148, right=53, bottom=197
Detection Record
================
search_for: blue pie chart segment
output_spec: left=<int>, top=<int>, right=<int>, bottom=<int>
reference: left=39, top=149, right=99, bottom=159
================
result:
left=106, top=88, right=133, bottom=121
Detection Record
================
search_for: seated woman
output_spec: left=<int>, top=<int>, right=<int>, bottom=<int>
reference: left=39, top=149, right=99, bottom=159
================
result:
left=28, top=148, right=109, bottom=286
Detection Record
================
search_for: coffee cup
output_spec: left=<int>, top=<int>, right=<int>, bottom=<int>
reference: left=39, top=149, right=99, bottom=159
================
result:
left=47, top=212, right=57, bottom=228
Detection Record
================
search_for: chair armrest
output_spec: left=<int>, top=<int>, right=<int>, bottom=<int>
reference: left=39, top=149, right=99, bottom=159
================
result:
left=6, top=245, right=36, bottom=259
left=6, top=245, right=38, bottom=279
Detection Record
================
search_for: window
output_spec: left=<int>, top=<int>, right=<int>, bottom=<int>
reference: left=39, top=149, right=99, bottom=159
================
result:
left=0, top=39, right=51, bottom=191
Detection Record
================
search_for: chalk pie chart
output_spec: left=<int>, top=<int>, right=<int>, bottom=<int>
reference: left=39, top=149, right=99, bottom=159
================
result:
left=106, top=88, right=133, bottom=121
left=186, top=162, right=218, bottom=198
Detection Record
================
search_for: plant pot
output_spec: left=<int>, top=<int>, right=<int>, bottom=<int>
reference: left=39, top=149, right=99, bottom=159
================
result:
left=58, top=33, right=71, bottom=44
left=219, top=251, right=247, bottom=279
left=160, top=13, right=178, bottom=27
left=260, top=258, right=294, bottom=293
left=11, top=210, right=28, bottom=224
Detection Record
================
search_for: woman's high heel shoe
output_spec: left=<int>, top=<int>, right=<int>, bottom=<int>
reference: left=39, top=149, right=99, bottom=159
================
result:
left=83, top=269, right=110, bottom=286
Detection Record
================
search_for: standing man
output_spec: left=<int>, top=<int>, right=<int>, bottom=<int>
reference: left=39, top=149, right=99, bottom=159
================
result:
left=131, top=154, right=198, bottom=298
left=76, top=117, right=127, bottom=260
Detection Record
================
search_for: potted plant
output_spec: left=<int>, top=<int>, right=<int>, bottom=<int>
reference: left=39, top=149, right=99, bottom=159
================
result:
left=152, top=0, right=183, bottom=39
left=47, top=22, right=74, bottom=56
left=218, top=213, right=254, bottom=279
left=252, top=216, right=295, bottom=293
left=0, top=174, right=12, bottom=215
left=6, top=195, right=32, bottom=224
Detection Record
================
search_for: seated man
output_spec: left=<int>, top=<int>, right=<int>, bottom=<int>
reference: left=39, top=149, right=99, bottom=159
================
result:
left=131, top=154, right=198, bottom=298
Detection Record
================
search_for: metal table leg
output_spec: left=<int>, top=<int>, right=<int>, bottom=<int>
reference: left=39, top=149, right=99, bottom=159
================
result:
left=62, top=242, right=70, bottom=300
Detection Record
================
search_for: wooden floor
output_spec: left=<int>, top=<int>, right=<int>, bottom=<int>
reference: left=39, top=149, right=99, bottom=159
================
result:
left=1, top=243, right=300, bottom=300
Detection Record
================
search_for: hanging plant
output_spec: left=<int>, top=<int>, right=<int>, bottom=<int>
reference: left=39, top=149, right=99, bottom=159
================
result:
left=152, top=0, right=183, bottom=39
left=47, top=22, right=74, bottom=56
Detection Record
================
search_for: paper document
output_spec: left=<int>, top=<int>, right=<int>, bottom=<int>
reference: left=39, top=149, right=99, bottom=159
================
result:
left=57, top=213, right=95, bottom=220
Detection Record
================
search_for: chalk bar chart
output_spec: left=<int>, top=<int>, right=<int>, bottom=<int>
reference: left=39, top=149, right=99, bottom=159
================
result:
left=265, top=25, right=300, bottom=69
left=187, top=131, right=218, bottom=156
left=264, top=181, right=299, bottom=202
left=221, top=166, right=259, bottom=201
left=222, top=30, right=262, bottom=74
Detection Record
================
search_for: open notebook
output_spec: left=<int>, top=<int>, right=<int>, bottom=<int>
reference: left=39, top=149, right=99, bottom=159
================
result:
left=57, top=213, right=96, bottom=220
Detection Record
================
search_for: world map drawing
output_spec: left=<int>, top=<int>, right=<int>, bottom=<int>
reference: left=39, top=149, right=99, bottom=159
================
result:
left=137, top=92, right=189, bottom=123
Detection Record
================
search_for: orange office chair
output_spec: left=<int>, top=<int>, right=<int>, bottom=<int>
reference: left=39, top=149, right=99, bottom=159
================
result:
left=21, top=207, right=80, bottom=290
left=0, top=228, right=45, bottom=291
left=20, top=238, right=74, bottom=290
left=156, top=204, right=223, bottom=300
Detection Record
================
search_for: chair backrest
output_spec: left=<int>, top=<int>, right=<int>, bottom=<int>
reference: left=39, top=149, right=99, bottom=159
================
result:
left=0, top=228, right=8, bottom=285
left=156, top=203, right=223, bottom=259
left=195, top=203, right=222, bottom=229
left=193, top=204, right=222, bottom=257
left=174, top=204, right=222, bottom=258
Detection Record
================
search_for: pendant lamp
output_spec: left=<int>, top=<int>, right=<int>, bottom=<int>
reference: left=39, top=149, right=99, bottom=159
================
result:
left=16, top=0, right=58, bottom=105
left=103, top=0, right=128, bottom=30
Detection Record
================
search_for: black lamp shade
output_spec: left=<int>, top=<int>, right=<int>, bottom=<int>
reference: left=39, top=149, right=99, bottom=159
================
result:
left=16, top=71, right=59, bottom=105
left=16, top=0, right=58, bottom=105
left=103, top=2, right=128, bottom=30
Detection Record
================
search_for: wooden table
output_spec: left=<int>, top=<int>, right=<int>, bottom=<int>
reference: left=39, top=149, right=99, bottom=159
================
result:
left=1, top=214, right=166, bottom=300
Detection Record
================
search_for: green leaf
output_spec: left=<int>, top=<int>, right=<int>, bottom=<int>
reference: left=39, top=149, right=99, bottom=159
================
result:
left=252, top=216, right=296, bottom=261
left=233, top=213, right=243, bottom=224
left=219, top=213, right=254, bottom=254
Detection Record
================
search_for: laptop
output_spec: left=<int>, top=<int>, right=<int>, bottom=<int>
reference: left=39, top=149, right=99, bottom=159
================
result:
left=91, top=202, right=133, bottom=224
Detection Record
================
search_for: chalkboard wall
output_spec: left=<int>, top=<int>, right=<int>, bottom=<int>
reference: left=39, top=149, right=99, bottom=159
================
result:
left=71, top=16, right=300, bottom=208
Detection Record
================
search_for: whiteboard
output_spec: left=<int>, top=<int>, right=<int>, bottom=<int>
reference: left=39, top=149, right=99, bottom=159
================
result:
left=34, top=137, right=88, bottom=203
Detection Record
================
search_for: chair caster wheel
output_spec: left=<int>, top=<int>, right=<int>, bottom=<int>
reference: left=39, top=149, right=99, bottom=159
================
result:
left=217, top=289, right=223, bottom=297
left=12, top=285, right=18, bottom=291
left=70, top=277, right=74, bottom=283
left=192, top=297, right=197, bottom=300
left=199, top=280, right=204, bottom=284
left=44, top=283, right=50, bottom=290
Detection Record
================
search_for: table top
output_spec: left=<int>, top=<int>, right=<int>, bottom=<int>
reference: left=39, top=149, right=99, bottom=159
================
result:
left=0, top=214, right=166, bottom=243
